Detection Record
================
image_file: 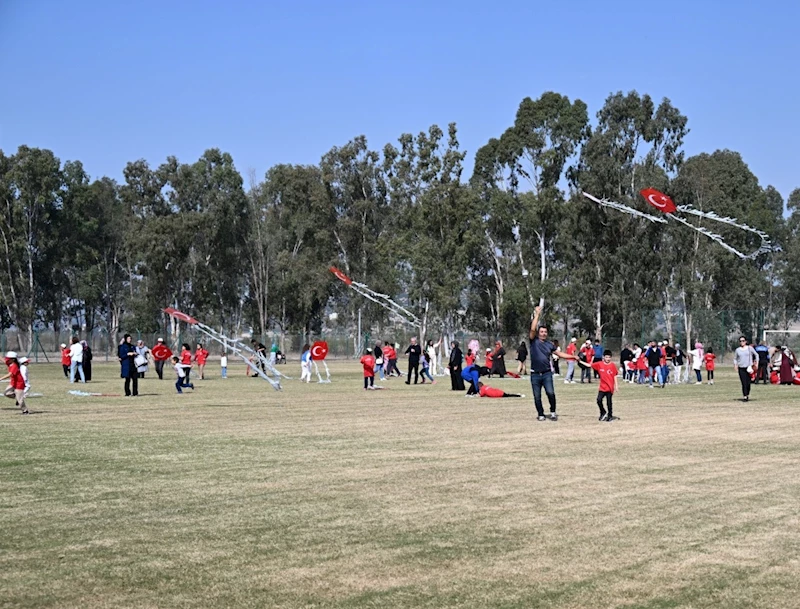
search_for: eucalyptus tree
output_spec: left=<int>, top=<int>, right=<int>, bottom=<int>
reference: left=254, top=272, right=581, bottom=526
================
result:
left=470, top=93, right=588, bottom=335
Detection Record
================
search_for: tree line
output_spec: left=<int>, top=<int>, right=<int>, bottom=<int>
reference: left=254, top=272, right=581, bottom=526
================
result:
left=2, top=90, right=799, bottom=352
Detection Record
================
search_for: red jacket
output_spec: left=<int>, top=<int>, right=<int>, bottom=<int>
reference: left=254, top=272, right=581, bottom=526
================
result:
left=61, top=348, right=71, bottom=366
left=360, top=355, right=376, bottom=377
left=6, top=361, right=25, bottom=390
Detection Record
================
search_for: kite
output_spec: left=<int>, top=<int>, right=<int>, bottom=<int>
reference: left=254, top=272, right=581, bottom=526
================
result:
left=163, top=308, right=285, bottom=391
left=310, top=340, right=332, bottom=383
left=330, top=267, right=421, bottom=327
left=583, top=189, right=772, bottom=260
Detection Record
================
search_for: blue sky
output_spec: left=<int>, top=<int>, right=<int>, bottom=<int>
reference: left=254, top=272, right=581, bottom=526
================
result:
left=1, top=0, right=798, bottom=201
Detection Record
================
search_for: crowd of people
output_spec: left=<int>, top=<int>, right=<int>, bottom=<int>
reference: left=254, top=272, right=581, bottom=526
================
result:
left=4, top=323, right=800, bottom=415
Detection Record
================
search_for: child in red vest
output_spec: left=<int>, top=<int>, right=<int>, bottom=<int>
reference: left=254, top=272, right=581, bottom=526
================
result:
left=360, top=349, right=376, bottom=389
left=2, top=351, right=28, bottom=414
left=704, top=347, right=716, bottom=385
left=477, top=382, right=523, bottom=398
left=60, top=343, right=71, bottom=378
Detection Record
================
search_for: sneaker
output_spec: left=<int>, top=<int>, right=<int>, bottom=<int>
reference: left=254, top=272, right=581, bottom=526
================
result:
left=550, top=413, right=558, bottom=421
left=21, top=410, right=29, bottom=415
left=599, top=414, right=608, bottom=421
left=607, top=416, right=619, bottom=422
left=564, top=380, right=570, bottom=384
left=537, top=415, right=547, bottom=421
left=519, top=394, right=526, bottom=398
left=404, top=381, right=410, bottom=385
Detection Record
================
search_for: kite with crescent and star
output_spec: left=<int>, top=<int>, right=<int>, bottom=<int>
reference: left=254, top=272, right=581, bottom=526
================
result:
left=582, top=188, right=772, bottom=260
left=309, top=340, right=331, bottom=383
left=163, top=307, right=286, bottom=391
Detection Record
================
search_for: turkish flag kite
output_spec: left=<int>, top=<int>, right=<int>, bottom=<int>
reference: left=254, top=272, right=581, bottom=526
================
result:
left=311, top=341, right=329, bottom=361
left=329, top=267, right=353, bottom=285
left=163, top=307, right=199, bottom=325
left=640, top=188, right=677, bottom=214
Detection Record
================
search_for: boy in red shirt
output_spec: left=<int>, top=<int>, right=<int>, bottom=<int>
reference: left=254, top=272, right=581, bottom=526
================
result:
left=477, top=382, right=524, bottom=398
left=579, top=349, right=619, bottom=421
left=2, top=351, right=28, bottom=414
left=704, top=347, right=716, bottom=385
left=360, top=349, right=376, bottom=390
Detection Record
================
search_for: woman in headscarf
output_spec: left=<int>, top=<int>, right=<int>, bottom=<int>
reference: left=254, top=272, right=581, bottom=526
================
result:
left=118, top=334, right=138, bottom=397
left=449, top=341, right=465, bottom=391
left=81, top=340, right=93, bottom=381
left=779, top=346, right=796, bottom=385
left=491, top=340, right=507, bottom=378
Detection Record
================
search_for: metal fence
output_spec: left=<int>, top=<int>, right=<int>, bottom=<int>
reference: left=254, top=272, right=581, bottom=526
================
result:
left=2, top=309, right=795, bottom=364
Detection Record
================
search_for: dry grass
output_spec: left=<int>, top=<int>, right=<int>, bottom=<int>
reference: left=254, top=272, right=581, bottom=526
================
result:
left=2, top=360, right=800, bottom=608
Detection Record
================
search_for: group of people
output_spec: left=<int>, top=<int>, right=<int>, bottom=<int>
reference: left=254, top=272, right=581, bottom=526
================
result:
left=60, top=337, right=93, bottom=383
left=116, top=337, right=214, bottom=397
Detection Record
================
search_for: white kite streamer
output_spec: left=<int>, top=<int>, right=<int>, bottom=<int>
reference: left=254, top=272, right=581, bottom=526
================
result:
left=582, top=189, right=772, bottom=260
left=330, top=267, right=421, bottom=327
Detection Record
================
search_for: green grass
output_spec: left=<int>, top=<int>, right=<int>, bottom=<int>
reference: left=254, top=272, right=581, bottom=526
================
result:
left=1, top=361, right=800, bottom=608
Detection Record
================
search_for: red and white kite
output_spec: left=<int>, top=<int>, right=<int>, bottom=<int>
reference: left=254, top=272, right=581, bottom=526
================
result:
left=582, top=188, right=772, bottom=260
left=310, top=341, right=329, bottom=361
left=329, top=266, right=421, bottom=327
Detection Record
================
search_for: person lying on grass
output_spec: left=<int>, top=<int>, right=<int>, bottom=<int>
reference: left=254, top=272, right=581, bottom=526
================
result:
left=477, top=382, right=524, bottom=398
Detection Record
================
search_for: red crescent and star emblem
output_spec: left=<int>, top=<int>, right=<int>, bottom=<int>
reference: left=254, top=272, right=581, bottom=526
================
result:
left=640, top=188, right=677, bottom=214
left=329, top=267, right=353, bottom=285
left=310, top=341, right=329, bottom=361
left=151, top=344, right=172, bottom=360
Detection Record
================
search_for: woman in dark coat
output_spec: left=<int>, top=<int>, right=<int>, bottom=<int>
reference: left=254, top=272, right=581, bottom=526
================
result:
left=81, top=340, right=93, bottom=381
left=516, top=341, right=528, bottom=375
left=449, top=341, right=465, bottom=391
left=118, top=334, right=138, bottom=397
left=491, top=340, right=507, bottom=378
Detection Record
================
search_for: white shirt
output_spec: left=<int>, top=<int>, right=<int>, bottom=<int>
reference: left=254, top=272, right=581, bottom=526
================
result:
left=69, top=342, right=83, bottom=363
left=220, top=355, right=228, bottom=367
left=688, top=349, right=701, bottom=370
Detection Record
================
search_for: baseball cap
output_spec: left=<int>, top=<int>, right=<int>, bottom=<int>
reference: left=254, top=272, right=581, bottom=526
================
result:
left=157, top=337, right=164, bottom=342
left=571, top=337, right=577, bottom=342
left=60, top=343, right=67, bottom=348
left=18, top=356, right=29, bottom=364
left=5, top=351, right=17, bottom=359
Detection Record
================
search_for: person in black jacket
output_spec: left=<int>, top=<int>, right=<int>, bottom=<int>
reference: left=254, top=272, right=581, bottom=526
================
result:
left=449, top=341, right=465, bottom=391
left=516, top=341, right=528, bottom=375
left=82, top=340, right=93, bottom=382
left=405, top=337, right=422, bottom=384
left=118, top=334, right=138, bottom=397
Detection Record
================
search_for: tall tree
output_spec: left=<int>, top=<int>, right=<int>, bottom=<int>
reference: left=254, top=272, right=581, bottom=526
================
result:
left=0, top=146, right=64, bottom=351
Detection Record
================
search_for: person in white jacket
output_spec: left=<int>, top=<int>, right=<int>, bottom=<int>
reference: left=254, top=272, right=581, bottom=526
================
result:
left=69, top=336, right=85, bottom=383
left=18, top=356, right=31, bottom=397
left=300, top=344, right=312, bottom=383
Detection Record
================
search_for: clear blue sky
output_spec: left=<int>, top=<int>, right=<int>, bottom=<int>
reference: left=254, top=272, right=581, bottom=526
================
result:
left=1, top=0, right=798, bottom=201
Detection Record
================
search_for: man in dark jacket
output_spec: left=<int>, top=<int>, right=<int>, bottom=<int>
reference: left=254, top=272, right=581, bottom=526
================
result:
left=405, top=337, right=422, bottom=385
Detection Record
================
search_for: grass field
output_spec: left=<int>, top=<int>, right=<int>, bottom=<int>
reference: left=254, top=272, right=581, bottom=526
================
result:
left=2, top=360, right=800, bottom=608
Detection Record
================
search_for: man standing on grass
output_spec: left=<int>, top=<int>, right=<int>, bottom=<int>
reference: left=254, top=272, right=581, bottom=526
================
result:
left=405, top=337, right=421, bottom=385
left=529, top=306, right=579, bottom=422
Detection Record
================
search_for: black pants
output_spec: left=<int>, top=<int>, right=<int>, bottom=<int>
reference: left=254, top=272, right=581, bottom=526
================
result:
left=155, top=359, right=165, bottom=380
left=738, top=367, right=751, bottom=397
left=597, top=391, right=613, bottom=416
left=757, top=362, right=768, bottom=383
left=707, top=370, right=714, bottom=381
left=363, top=376, right=374, bottom=389
left=124, top=375, right=139, bottom=396
left=450, top=367, right=465, bottom=390
left=62, top=364, right=70, bottom=378
left=466, top=381, right=479, bottom=395
left=407, top=362, right=419, bottom=384
left=592, top=358, right=601, bottom=378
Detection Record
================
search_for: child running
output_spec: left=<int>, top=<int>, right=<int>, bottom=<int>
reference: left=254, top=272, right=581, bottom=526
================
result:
left=2, top=351, right=28, bottom=414
left=172, top=355, right=194, bottom=393
left=359, top=348, right=376, bottom=390
left=420, top=353, right=435, bottom=384
left=579, top=349, right=619, bottom=421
